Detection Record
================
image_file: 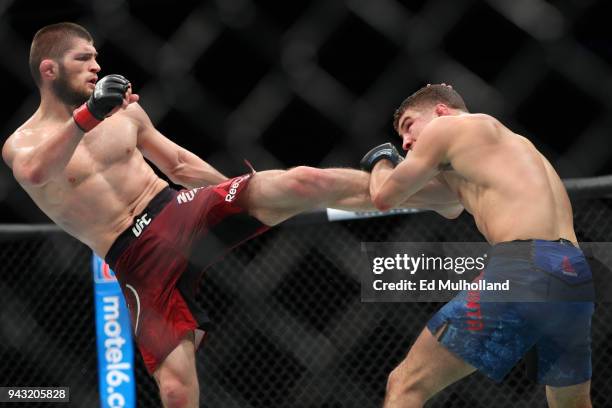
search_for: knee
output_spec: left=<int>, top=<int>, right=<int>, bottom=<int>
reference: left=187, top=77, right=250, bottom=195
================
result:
left=285, top=166, right=333, bottom=198
left=385, top=368, right=406, bottom=397
left=159, top=378, right=195, bottom=408
left=385, top=368, right=426, bottom=407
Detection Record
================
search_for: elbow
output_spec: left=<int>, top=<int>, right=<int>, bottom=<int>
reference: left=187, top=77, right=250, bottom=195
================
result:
left=372, top=192, right=393, bottom=212
left=167, top=171, right=181, bottom=186
left=14, top=164, right=47, bottom=186
left=435, top=203, right=464, bottom=219
left=167, top=164, right=188, bottom=187
left=23, top=169, right=47, bottom=186
left=168, top=173, right=190, bottom=189
left=446, top=204, right=465, bottom=219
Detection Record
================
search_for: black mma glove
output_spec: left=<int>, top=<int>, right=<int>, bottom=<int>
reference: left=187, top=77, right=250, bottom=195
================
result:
left=360, top=143, right=404, bottom=172
left=73, top=74, right=130, bottom=132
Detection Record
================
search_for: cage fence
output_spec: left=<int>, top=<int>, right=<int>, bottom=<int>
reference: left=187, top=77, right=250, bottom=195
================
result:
left=0, top=180, right=610, bottom=407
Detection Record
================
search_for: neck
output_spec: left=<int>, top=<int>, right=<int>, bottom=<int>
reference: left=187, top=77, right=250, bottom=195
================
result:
left=37, top=87, right=77, bottom=122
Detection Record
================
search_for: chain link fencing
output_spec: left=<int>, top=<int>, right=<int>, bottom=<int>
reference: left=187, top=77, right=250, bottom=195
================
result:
left=0, top=193, right=610, bottom=407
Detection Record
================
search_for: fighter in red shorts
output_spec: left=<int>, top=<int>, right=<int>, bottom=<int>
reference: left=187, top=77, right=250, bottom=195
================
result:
left=2, top=23, right=459, bottom=408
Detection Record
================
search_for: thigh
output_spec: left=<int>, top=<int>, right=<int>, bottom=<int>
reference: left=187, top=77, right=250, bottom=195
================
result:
left=392, top=325, right=477, bottom=398
left=167, top=174, right=269, bottom=268
left=237, top=169, right=308, bottom=225
left=536, top=302, right=594, bottom=386
left=427, top=295, right=540, bottom=383
left=239, top=167, right=371, bottom=225
left=239, top=169, right=299, bottom=208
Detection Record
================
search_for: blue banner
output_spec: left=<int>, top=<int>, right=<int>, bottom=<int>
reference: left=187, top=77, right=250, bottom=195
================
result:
left=92, top=255, right=136, bottom=408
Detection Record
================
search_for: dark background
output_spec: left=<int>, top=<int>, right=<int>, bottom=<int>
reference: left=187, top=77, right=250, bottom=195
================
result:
left=1, top=1, right=611, bottom=407
left=1, top=0, right=612, bottom=223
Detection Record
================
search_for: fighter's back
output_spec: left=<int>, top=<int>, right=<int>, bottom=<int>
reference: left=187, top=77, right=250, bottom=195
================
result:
left=437, top=114, right=576, bottom=244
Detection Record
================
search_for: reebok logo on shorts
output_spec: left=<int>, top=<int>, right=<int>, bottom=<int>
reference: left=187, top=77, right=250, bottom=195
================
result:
left=132, top=213, right=151, bottom=237
left=225, top=176, right=247, bottom=202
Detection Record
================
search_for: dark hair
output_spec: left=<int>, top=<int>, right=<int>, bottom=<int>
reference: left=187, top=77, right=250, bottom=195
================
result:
left=29, top=22, right=93, bottom=86
left=393, top=84, right=468, bottom=131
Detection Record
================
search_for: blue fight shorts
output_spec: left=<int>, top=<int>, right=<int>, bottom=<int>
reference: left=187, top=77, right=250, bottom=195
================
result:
left=426, top=239, right=594, bottom=386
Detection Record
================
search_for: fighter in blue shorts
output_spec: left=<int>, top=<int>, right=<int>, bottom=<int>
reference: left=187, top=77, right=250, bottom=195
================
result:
left=427, top=239, right=594, bottom=387
left=361, top=84, right=595, bottom=407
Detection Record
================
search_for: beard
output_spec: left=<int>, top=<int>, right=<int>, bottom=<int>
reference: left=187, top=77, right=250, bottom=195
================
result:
left=52, top=64, right=91, bottom=107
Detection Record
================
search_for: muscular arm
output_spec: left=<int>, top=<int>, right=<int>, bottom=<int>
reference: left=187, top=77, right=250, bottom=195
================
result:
left=393, top=172, right=464, bottom=219
left=369, top=117, right=464, bottom=218
left=371, top=128, right=449, bottom=211
left=3, top=79, right=138, bottom=186
left=2, top=120, right=84, bottom=186
left=132, top=104, right=227, bottom=189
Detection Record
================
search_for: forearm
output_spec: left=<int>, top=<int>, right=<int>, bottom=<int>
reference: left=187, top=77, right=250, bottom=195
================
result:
left=370, top=160, right=419, bottom=210
left=369, top=161, right=394, bottom=199
left=169, top=149, right=228, bottom=188
left=399, top=181, right=459, bottom=206
left=397, top=197, right=463, bottom=219
left=370, top=160, right=461, bottom=216
left=18, top=120, right=83, bottom=185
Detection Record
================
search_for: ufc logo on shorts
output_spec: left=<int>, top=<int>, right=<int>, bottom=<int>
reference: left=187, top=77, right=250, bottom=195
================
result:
left=225, top=177, right=246, bottom=202
left=132, top=213, right=151, bottom=237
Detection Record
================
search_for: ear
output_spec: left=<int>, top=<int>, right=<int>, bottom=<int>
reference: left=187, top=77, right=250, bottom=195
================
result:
left=434, top=103, right=451, bottom=116
left=39, top=59, right=58, bottom=82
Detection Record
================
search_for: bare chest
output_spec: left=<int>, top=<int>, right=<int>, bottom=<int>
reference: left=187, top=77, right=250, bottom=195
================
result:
left=63, top=119, right=138, bottom=184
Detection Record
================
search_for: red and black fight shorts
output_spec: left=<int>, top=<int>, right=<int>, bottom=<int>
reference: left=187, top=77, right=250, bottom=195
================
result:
left=104, top=173, right=269, bottom=374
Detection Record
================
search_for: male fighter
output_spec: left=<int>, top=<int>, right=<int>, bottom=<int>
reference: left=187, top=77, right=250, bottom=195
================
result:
left=361, top=84, right=594, bottom=408
left=2, top=24, right=458, bottom=407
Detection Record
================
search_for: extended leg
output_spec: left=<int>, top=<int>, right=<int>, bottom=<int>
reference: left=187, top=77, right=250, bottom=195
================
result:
left=239, top=166, right=374, bottom=226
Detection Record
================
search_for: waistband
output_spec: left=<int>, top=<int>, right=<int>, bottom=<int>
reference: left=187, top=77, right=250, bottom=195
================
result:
left=490, top=238, right=577, bottom=258
left=105, top=187, right=175, bottom=269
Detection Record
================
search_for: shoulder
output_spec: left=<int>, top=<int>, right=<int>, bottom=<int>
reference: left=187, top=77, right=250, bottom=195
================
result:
left=114, top=102, right=150, bottom=125
left=116, top=102, right=147, bottom=120
left=2, top=132, right=16, bottom=167
left=426, top=113, right=497, bottom=135
left=424, top=114, right=500, bottom=149
left=414, top=114, right=500, bottom=166
left=2, top=127, right=36, bottom=167
left=107, top=103, right=156, bottom=137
